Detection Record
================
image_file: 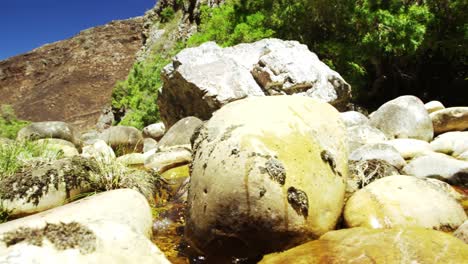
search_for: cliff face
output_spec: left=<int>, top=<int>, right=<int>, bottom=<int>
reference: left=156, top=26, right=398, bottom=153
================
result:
left=0, top=18, right=144, bottom=130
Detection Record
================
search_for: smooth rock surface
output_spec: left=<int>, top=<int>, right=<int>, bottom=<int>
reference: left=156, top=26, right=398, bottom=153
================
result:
left=344, top=175, right=467, bottom=230
left=17, top=122, right=80, bottom=147
left=0, top=189, right=168, bottom=263
left=81, top=139, right=116, bottom=164
left=143, top=122, right=166, bottom=140
left=349, top=143, right=406, bottom=169
left=144, top=147, right=192, bottom=174
left=347, top=125, right=387, bottom=153
left=454, top=220, right=468, bottom=244
left=383, top=138, right=432, bottom=160
left=36, top=138, right=79, bottom=158
left=402, top=152, right=468, bottom=186
left=430, top=131, right=468, bottom=158
left=143, top=138, right=158, bottom=153
left=99, top=126, right=143, bottom=154
left=424, top=100, right=445, bottom=114
left=260, top=228, right=468, bottom=264
left=431, top=107, right=468, bottom=134
left=339, top=111, right=369, bottom=127
left=156, top=116, right=203, bottom=151
left=186, top=96, right=348, bottom=257
left=116, top=153, right=145, bottom=166
left=158, top=39, right=351, bottom=127
left=369, top=95, right=433, bottom=141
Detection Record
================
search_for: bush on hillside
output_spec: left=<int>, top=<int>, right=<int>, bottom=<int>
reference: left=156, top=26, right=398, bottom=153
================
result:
left=0, top=105, right=30, bottom=139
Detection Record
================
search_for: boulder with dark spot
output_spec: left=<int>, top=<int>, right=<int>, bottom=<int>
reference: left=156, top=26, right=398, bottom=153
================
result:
left=186, top=96, right=348, bottom=258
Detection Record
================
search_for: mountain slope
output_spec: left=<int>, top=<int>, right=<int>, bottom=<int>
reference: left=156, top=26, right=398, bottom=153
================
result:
left=0, top=18, right=144, bottom=130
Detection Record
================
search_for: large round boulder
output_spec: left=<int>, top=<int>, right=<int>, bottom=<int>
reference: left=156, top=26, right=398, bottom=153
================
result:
left=17, top=121, right=80, bottom=146
left=260, top=227, right=468, bottom=263
left=344, top=175, right=467, bottom=230
left=158, top=39, right=351, bottom=127
left=369, top=95, right=433, bottom=141
left=186, top=96, right=348, bottom=257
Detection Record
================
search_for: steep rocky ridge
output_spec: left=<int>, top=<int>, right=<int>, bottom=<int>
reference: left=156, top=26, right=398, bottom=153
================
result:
left=0, top=18, right=144, bottom=130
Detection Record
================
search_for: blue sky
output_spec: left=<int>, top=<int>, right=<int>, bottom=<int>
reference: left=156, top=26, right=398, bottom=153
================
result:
left=0, top=0, right=155, bottom=60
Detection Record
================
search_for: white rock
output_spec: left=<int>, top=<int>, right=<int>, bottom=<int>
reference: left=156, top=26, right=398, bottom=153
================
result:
left=0, top=189, right=169, bottom=263
left=158, top=39, right=351, bottom=127
left=402, top=152, right=468, bottom=186
left=81, top=139, right=115, bottom=164
left=424, top=100, right=445, bottom=114
left=369, top=95, right=434, bottom=141
left=143, top=122, right=166, bottom=140
left=347, top=125, right=388, bottom=153
left=349, top=143, right=406, bottom=169
left=383, top=138, right=432, bottom=159
left=143, top=138, right=158, bottom=153
left=454, top=220, right=468, bottom=244
left=344, top=175, right=467, bottom=230
left=340, top=111, right=369, bottom=127
left=430, top=131, right=468, bottom=158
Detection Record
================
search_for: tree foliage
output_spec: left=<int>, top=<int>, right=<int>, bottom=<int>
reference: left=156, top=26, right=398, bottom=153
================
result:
left=112, top=0, right=466, bottom=128
left=189, top=0, right=467, bottom=107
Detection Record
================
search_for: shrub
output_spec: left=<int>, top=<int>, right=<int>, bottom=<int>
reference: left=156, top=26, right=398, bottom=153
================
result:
left=0, top=105, right=30, bottom=139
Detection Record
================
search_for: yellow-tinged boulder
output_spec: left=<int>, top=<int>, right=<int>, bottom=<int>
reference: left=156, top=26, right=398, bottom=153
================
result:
left=186, top=96, right=348, bottom=257
left=260, top=227, right=468, bottom=264
left=344, top=175, right=466, bottom=230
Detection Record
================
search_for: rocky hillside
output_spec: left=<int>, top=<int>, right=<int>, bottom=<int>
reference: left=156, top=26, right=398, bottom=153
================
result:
left=0, top=18, right=144, bottom=130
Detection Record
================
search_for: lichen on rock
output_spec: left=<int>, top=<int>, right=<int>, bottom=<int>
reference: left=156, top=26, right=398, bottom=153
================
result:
left=1, top=222, right=97, bottom=254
